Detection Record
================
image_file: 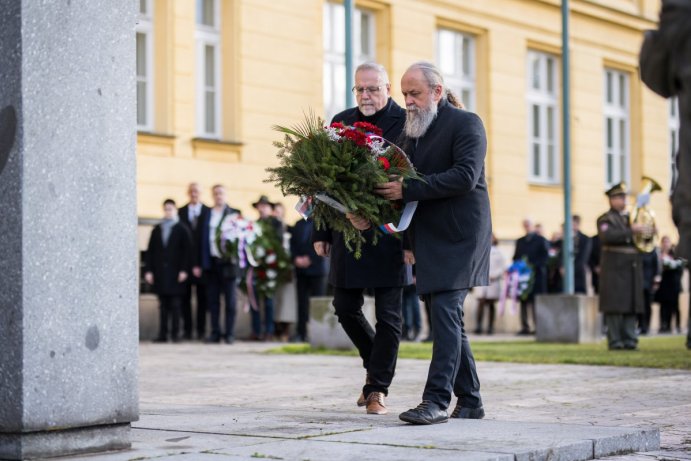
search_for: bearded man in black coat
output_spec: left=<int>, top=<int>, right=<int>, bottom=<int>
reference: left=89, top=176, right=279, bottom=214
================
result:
left=313, top=62, right=411, bottom=416
left=376, top=62, right=491, bottom=425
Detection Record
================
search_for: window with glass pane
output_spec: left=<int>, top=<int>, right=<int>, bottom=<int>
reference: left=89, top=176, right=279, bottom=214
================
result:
left=196, top=0, right=220, bottom=137
left=197, top=0, right=216, bottom=27
left=436, top=29, right=476, bottom=111
left=526, top=50, right=559, bottom=184
left=670, top=97, right=680, bottom=190
left=323, top=2, right=376, bottom=122
left=136, top=1, right=153, bottom=130
left=603, top=69, right=630, bottom=188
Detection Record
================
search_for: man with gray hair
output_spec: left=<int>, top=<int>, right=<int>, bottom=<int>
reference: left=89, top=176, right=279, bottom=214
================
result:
left=376, top=61, right=491, bottom=425
left=314, top=61, right=412, bottom=415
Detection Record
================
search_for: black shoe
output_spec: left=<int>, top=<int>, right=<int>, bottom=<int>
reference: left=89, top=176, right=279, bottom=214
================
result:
left=450, top=403, right=485, bottom=419
left=152, top=337, right=167, bottom=343
left=399, top=401, right=448, bottom=425
left=473, top=329, right=482, bottom=335
left=623, top=343, right=639, bottom=351
left=516, top=330, right=531, bottom=336
left=205, top=335, right=221, bottom=343
left=422, top=336, right=433, bottom=343
left=183, top=333, right=193, bottom=341
left=223, top=335, right=234, bottom=344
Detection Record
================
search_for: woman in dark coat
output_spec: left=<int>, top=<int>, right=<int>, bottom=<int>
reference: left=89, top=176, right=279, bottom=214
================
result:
left=145, top=199, right=193, bottom=342
left=655, top=236, right=685, bottom=333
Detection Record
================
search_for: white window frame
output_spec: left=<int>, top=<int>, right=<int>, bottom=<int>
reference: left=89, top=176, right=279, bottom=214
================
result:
left=669, top=97, right=680, bottom=192
left=323, top=2, right=376, bottom=122
left=603, top=68, right=630, bottom=188
left=435, top=28, right=476, bottom=112
left=526, top=50, right=560, bottom=184
left=196, top=0, right=221, bottom=138
left=136, top=0, right=154, bottom=131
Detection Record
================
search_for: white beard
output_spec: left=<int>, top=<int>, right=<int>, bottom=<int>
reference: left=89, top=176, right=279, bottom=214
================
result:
left=404, top=101, right=438, bottom=138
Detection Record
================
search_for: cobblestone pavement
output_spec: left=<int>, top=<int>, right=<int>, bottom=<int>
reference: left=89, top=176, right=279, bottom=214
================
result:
left=129, top=341, right=690, bottom=460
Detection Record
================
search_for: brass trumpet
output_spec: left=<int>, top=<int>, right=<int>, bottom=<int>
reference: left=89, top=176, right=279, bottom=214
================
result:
left=631, top=176, right=662, bottom=253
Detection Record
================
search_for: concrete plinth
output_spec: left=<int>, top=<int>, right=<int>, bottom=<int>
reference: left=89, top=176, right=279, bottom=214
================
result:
left=309, top=296, right=375, bottom=349
left=0, top=1, right=138, bottom=459
left=536, top=294, right=602, bottom=343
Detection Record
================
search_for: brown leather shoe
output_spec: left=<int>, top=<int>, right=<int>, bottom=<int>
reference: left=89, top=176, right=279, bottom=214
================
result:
left=366, top=392, right=387, bottom=415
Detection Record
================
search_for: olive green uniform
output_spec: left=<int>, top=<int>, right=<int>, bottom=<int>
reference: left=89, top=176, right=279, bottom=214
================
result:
left=597, top=208, right=644, bottom=349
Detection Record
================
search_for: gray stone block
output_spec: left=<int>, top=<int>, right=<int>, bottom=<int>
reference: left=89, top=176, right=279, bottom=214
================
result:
left=594, top=427, right=660, bottom=457
left=309, top=296, right=375, bottom=349
left=0, top=1, right=138, bottom=458
left=536, top=294, right=603, bottom=343
left=0, top=424, right=131, bottom=460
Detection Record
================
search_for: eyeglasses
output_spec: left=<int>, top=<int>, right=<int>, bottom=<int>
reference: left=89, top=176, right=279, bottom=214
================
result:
left=352, top=86, right=383, bottom=95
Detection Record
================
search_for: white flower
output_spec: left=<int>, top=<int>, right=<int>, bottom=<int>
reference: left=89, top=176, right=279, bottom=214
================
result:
left=325, top=126, right=342, bottom=141
left=255, top=246, right=266, bottom=258
left=267, top=280, right=276, bottom=289
left=265, top=253, right=277, bottom=264
left=266, top=269, right=278, bottom=279
left=368, top=137, right=387, bottom=156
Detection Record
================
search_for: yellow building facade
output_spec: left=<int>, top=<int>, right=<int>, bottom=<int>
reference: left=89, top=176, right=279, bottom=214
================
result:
left=136, top=0, right=676, bottom=245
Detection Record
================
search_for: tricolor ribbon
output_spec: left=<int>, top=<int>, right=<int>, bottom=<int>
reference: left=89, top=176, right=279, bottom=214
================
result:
left=379, top=201, right=418, bottom=234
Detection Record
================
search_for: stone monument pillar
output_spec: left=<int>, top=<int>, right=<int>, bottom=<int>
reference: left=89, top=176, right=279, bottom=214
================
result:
left=0, top=1, right=138, bottom=459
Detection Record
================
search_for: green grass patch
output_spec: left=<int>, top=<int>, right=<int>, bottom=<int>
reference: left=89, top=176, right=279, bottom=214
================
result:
left=267, top=336, right=690, bottom=370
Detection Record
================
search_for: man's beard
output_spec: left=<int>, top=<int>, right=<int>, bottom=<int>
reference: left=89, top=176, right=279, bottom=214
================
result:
left=404, top=100, right=438, bottom=138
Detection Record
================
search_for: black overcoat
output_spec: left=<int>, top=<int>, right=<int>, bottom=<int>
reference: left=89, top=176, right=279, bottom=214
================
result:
left=401, top=99, right=491, bottom=294
left=596, top=209, right=644, bottom=314
left=312, top=98, right=410, bottom=289
left=145, top=222, right=193, bottom=296
left=514, top=232, right=549, bottom=300
left=179, top=203, right=211, bottom=270
left=640, top=0, right=691, bottom=258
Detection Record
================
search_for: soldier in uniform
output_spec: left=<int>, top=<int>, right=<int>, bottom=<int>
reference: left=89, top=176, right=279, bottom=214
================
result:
left=597, top=182, right=648, bottom=350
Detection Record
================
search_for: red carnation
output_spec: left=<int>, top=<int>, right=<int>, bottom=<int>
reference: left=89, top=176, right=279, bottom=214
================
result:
left=353, top=122, right=383, bottom=137
left=343, top=128, right=368, bottom=146
left=378, top=157, right=391, bottom=171
left=329, top=122, right=344, bottom=129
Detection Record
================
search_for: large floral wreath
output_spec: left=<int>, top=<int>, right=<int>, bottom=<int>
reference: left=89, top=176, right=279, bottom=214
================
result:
left=266, top=113, right=421, bottom=258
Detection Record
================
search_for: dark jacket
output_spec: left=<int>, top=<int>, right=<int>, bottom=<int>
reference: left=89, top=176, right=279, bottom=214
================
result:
left=313, top=98, right=410, bottom=289
left=554, top=231, right=592, bottom=294
left=178, top=202, right=211, bottom=270
left=290, top=218, right=327, bottom=277
left=640, top=0, right=691, bottom=258
left=588, top=234, right=601, bottom=293
left=401, top=99, right=491, bottom=294
left=514, top=232, right=549, bottom=299
left=655, top=251, right=685, bottom=303
left=596, top=209, right=644, bottom=314
left=145, top=222, right=193, bottom=296
left=200, top=204, right=241, bottom=270
left=641, top=249, right=660, bottom=292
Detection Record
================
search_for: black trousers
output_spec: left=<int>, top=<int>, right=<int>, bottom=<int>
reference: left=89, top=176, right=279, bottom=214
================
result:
left=296, top=273, right=326, bottom=339
left=332, top=286, right=402, bottom=397
left=637, top=288, right=653, bottom=333
left=422, top=289, right=482, bottom=411
left=206, top=258, right=237, bottom=339
left=660, top=298, right=681, bottom=331
left=182, top=278, right=208, bottom=339
left=157, top=294, right=182, bottom=340
left=519, top=299, right=535, bottom=333
left=475, top=299, right=496, bottom=333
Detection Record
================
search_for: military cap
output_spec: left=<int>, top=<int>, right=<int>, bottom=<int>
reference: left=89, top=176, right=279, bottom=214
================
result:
left=605, top=181, right=628, bottom=197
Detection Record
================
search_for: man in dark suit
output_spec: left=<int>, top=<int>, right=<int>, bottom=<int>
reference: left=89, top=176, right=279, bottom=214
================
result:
left=376, top=62, right=491, bottom=425
left=313, top=62, right=410, bottom=416
left=290, top=217, right=327, bottom=342
left=200, top=184, right=241, bottom=344
left=555, top=215, right=592, bottom=294
left=513, top=218, right=549, bottom=334
left=178, top=182, right=211, bottom=340
left=145, top=199, right=193, bottom=342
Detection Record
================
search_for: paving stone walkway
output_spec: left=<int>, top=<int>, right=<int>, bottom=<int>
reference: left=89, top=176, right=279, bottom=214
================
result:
left=62, top=341, right=690, bottom=461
